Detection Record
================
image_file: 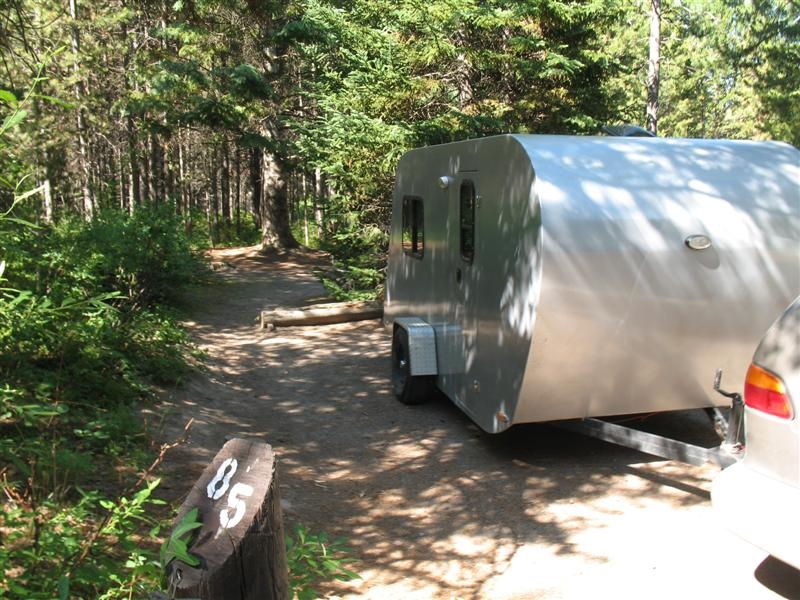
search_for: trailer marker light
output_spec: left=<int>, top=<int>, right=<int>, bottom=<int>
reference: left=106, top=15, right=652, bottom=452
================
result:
left=744, top=363, right=793, bottom=419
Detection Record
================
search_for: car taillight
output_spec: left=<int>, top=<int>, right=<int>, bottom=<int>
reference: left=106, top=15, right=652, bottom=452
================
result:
left=744, top=363, right=793, bottom=419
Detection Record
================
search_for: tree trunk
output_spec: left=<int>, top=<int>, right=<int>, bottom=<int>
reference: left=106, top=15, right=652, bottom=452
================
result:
left=313, top=167, right=325, bottom=241
left=210, top=147, right=219, bottom=245
left=178, top=134, right=188, bottom=214
left=122, top=20, right=140, bottom=212
left=69, top=0, right=93, bottom=219
left=221, top=141, right=231, bottom=223
left=127, top=119, right=141, bottom=212
left=260, top=150, right=298, bottom=250
left=235, top=147, right=242, bottom=236
left=646, top=0, right=661, bottom=135
left=149, top=133, right=165, bottom=201
left=249, top=148, right=262, bottom=230
left=41, top=177, right=53, bottom=223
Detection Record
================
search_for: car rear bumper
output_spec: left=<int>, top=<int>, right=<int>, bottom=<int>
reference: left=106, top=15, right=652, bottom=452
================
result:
left=712, top=461, right=800, bottom=571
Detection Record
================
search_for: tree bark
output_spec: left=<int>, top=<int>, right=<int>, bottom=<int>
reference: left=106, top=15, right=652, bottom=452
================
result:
left=221, top=141, right=231, bottom=223
left=209, top=146, right=219, bottom=245
left=249, top=147, right=262, bottom=230
left=313, top=167, right=325, bottom=241
left=235, top=147, right=242, bottom=235
left=260, top=150, right=298, bottom=249
left=69, top=0, right=93, bottom=218
left=261, top=301, right=383, bottom=330
left=149, top=133, right=165, bottom=201
left=178, top=134, right=188, bottom=214
left=646, top=0, right=661, bottom=135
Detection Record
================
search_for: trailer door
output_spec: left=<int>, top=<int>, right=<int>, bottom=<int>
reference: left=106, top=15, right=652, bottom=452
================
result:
left=440, top=177, right=481, bottom=413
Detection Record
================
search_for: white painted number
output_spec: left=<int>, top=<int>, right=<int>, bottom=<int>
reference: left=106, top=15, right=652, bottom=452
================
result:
left=205, top=458, right=254, bottom=529
left=206, top=458, right=238, bottom=500
left=219, top=482, right=254, bottom=529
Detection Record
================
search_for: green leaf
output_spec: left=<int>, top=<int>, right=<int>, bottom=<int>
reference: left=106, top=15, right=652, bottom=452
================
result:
left=14, top=183, right=45, bottom=202
left=0, top=89, right=17, bottom=104
left=1, top=108, right=27, bottom=132
left=57, top=575, right=70, bottom=600
left=36, top=94, right=75, bottom=109
left=172, top=507, right=204, bottom=539
left=3, top=216, right=40, bottom=228
left=161, top=506, right=203, bottom=568
left=171, top=539, right=201, bottom=567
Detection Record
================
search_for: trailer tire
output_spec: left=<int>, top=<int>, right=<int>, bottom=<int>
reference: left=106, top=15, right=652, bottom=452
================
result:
left=392, top=327, right=433, bottom=405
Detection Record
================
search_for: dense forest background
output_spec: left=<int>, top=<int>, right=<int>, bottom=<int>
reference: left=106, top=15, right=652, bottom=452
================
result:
left=0, top=0, right=798, bottom=597
left=2, top=0, right=798, bottom=254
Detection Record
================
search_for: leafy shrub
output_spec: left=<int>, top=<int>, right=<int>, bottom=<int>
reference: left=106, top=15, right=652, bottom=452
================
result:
left=0, top=203, right=206, bottom=597
left=213, top=212, right=262, bottom=247
left=1, top=80, right=191, bottom=600
left=314, top=216, right=387, bottom=301
left=286, top=524, right=360, bottom=600
left=183, top=207, right=261, bottom=248
left=44, top=204, right=208, bottom=309
left=0, top=479, right=165, bottom=600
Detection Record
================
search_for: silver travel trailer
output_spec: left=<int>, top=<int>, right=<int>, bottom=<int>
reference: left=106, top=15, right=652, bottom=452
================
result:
left=384, top=134, right=800, bottom=436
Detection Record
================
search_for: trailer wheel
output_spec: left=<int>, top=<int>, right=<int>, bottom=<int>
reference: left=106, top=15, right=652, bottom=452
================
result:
left=392, top=327, right=432, bottom=405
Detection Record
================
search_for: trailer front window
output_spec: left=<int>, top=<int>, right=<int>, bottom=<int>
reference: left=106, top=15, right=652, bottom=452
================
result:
left=402, top=196, right=424, bottom=259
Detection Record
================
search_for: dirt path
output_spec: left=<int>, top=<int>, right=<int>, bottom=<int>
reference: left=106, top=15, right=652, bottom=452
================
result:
left=153, top=245, right=800, bottom=599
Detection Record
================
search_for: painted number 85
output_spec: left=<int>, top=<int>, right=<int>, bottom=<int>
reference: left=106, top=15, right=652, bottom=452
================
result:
left=206, top=458, right=254, bottom=529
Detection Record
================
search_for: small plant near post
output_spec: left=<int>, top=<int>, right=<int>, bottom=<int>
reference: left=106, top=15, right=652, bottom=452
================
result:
left=160, top=507, right=203, bottom=570
left=285, top=524, right=360, bottom=600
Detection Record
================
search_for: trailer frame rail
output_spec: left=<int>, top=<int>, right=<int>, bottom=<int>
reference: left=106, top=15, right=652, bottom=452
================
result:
left=555, top=417, right=741, bottom=468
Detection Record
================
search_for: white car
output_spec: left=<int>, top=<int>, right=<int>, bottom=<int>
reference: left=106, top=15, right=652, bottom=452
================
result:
left=713, top=295, right=800, bottom=569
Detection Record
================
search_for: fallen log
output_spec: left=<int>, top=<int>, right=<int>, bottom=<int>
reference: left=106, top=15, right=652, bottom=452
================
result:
left=260, top=300, right=383, bottom=330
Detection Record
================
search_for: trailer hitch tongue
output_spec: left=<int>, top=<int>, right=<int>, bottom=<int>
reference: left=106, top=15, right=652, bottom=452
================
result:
left=712, top=369, right=745, bottom=455
left=555, top=370, right=746, bottom=468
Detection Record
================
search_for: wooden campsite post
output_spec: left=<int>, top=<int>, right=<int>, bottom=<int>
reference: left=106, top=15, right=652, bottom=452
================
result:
left=165, top=438, right=289, bottom=599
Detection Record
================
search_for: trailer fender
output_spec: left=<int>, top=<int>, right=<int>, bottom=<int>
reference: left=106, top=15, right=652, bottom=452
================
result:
left=393, top=317, right=438, bottom=376
left=391, top=318, right=438, bottom=405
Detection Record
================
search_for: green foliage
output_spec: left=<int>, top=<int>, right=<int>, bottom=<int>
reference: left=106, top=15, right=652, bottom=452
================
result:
left=286, top=524, right=360, bottom=600
left=182, top=207, right=262, bottom=249
left=0, top=206, right=204, bottom=409
left=0, top=84, right=204, bottom=598
left=160, top=507, right=203, bottom=569
left=292, top=209, right=387, bottom=301
left=0, top=200, right=199, bottom=595
left=317, top=221, right=387, bottom=301
left=43, top=204, right=208, bottom=309
left=601, top=0, right=799, bottom=144
left=213, top=213, right=263, bottom=248
left=0, top=479, right=165, bottom=599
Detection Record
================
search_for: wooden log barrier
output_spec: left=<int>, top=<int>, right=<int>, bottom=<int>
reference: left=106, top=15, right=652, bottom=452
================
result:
left=166, top=438, right=289, bottom=600
left=260, top=300, right=383, bottom=330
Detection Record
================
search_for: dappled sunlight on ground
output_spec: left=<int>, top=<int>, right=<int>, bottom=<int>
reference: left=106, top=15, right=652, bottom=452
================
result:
left=151, top=246, right=797, bottom=599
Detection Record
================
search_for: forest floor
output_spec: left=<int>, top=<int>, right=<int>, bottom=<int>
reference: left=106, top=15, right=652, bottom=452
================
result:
left=152, top=245, right=800, bottom=600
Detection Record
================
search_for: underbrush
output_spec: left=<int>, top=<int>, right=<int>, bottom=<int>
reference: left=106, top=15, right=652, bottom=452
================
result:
left=293, top=214, right=387, bottom=302
left=184, top=208, right=262, bottom=249
left=0, top=203, right=360, bottom=598
left=0, top=201, right=207, bottom=598
left=0, top=81, right=356, bottom=599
